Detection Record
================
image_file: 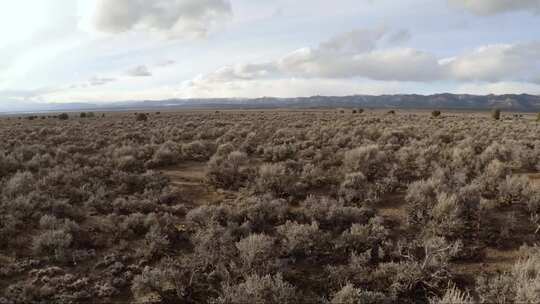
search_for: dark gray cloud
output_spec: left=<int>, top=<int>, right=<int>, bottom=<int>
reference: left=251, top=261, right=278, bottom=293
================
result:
left=127, top=65, right=152, bottom=77
left=319, top=27, right=388, bottom=53
left=448, top=0, right=540, bottom=15
left=156, top=60, right=177, bottom=67
left=89, top=76, right=116, bottom=86
left=93, top=0, right=232, bottom=38
left=386, top=29, right=412, bottom=44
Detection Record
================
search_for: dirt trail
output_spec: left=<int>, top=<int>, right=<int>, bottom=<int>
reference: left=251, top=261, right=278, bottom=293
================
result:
left=454, top=248, right=521, bottom=274
left=525, top=173, right=540, bottom=188
left=376, top=193, right=408, bottom=226
left=160, top=161, right=235, bottom=207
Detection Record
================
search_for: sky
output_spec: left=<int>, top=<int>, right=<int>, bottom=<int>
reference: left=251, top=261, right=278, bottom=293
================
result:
left=1, top=0, right=540, bottom=107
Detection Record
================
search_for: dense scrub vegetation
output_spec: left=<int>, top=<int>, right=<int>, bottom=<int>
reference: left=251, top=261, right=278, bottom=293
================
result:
left=0, top=110, right=539, bottom=303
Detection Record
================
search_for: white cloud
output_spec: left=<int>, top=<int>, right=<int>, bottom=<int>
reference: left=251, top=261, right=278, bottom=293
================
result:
left=180, top=78, right=418, bottom=98
left=448, top=0, right=540, bottom=15
left=319, top=27, right=389, bottom=53
left=198, top=62, right=278, bottom=83
left=93, top=0, right=232, bottom=39
left=156, top=59, right=177, bottom=67
left=188, top=26, right=540, bottom=92
left=444, top=42, right=540, bottom=83
left=0, top=88, right=58, bottom=102
left=278, top=48, right=442, bottom=81
left=190, top=27, right=431, bottom=85
left=454, top=81, right=540, bottom=95
left=41, top=85, right=182, bottom=103
left=189, top=27, right=442, bottom=85
left=88, top=76, right=116, bottom=86
left=127, top=65, right=152, bottom=77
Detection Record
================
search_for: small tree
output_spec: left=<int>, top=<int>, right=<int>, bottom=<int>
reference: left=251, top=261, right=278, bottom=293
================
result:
left=58, top=113, right=69, bottom=120
left=492, top=108, right=501, bottom=120
left=431, top=110, right=441, bottom=118
left=537, top=112, right=540, bottom=122
left=80, top=112, right=87, bottom=118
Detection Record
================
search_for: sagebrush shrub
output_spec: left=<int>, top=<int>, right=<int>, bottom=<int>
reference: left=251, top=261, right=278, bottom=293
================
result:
left=142, top=224, right=170, bottom=259
left=235, top=196, right=288, bottom=232
left=131, top=265, right=174, bottom=299
left=300, top=195, right=372, bottom=231
left=151, top=140, right=181, bottom=166
left=342, top=145, right=387, bottom=179
left=215, top=273, right=297, bottom=304
left=431, top=285, right=473, bottom=304
left=429, top=193, right=466, bottom=238
left=236, top=233, right=276, bottom=273
left=405, top=179, right=438, bottom=227
left=192, top=223, right=238, bottom=266
left=277, top=221, right=322, bottom=257
left=331, top=284, right=390, bottom=304
left=3, top=171, right=34, bottom=198
left=32, top=230, right=73, bottom=261
left=512, top=249, right=540, bottom=303
left=339, top=172, right=368, bottom=204
left=136, top=113, right=148, bottom=121
left=206, top=151, right=249, bottom=189
left=181, top=140, right=215, bottom=161
left=492, top=108, right=501, bottom=120
left=255, top=163, right=296, bottom=197
left=0, top=215, right=19, bottom=248
left=476, top=273, right=515, bottom=304
left=336, top=217, right=388, bottom=253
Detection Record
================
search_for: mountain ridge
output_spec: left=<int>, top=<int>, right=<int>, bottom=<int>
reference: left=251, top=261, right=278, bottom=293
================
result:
left=2, top=93, right=540, bottom=114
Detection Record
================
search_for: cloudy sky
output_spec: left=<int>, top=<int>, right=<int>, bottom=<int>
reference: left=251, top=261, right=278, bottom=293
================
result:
left=1, top=0, right=540, bottom=107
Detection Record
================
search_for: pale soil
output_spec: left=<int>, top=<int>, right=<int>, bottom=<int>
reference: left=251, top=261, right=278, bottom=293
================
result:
left=525, top=173, right=540, bottom=188
left=453, top=248, right=522, bottom=274
left=159, top=161, right=232, bottom=207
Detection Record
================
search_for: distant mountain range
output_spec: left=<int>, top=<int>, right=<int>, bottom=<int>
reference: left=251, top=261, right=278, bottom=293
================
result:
left=2, top=94, right=540, bottom=114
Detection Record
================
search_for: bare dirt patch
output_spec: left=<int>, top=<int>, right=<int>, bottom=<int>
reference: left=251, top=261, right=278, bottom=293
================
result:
left=526, top=173, right=540, bottom=188
left=453, top=248, right=522, bottom=275
left=375, top=192, right=408, bottom=230
left=160, top=161, right=236, bottom=207
left=160, top=161, right=206, bottom=183
left=514, top=172, right=540, bottom=188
